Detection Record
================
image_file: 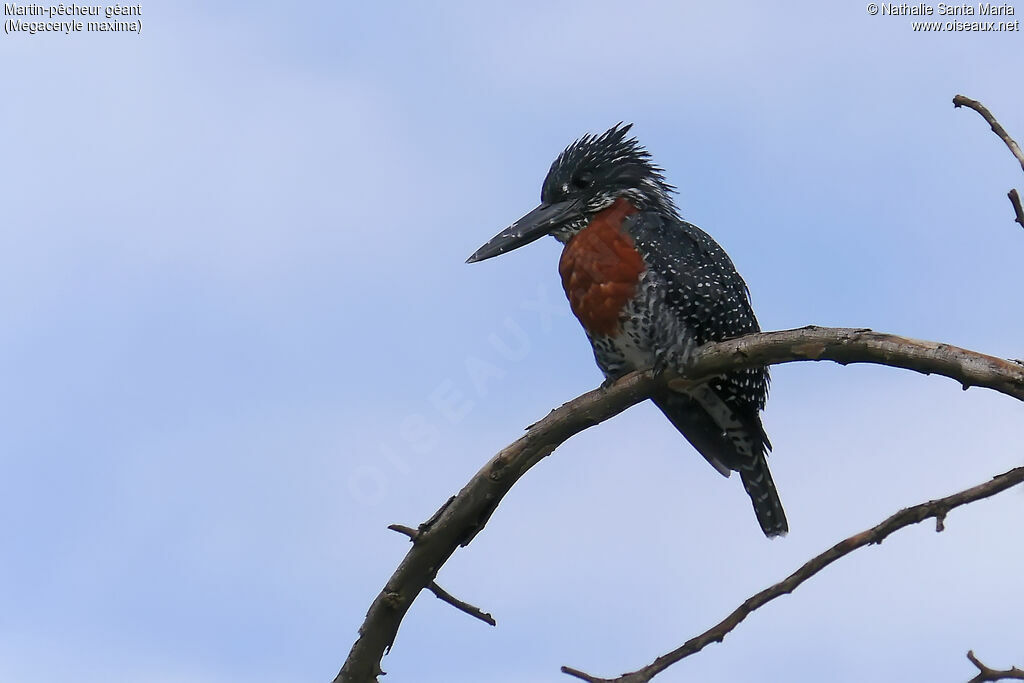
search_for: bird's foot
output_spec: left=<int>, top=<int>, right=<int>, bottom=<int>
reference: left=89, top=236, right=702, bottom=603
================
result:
left=654, top=338, right=697, bottom=378
left=652, top=350, right=671, bottom=378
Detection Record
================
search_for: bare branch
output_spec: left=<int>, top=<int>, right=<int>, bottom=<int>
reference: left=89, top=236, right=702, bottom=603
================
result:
left=334, top=327, right=1024, bottom=683
left=562, top=665, right=611, bottom=682
left=953, top=94, right=1024, bottom=231
left=968, top=650, right=1024, bottom=683
left=427, top=581, right=496, bottom=627
left=954, top=94, right=1024, bottom=172
left=1009, top=189, right=1024, bottom=230
left=560, top=466, right=1024, bottom=683
left=670, top=327, right=1024, bottom=400
left=391, top=518, right=496, bottom=624
left=386, top=524, right=419, bottom=541
left=335, top=367, right=656, bottom=683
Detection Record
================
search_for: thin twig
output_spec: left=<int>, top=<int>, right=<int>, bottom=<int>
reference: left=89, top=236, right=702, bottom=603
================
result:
left=334, top=327, right=1024, bottom=683
left=560, top=467, right=1024, bottom=683
left=388, top=524, right=496, bottom=625
left=967, top=650, right=1024, bottom=683
left=954, top=94, right=1024, bottom=172
left=387, top=524, right=419, bottom=541
left=427, top=582, right=496, bottom=626
left=1008, top=189, right=1024, bottom=230
left=953, top=94, right=1024, bottom=231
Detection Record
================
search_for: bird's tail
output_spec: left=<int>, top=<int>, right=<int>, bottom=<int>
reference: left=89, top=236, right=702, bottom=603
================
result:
left=653, top=388, right=788, bottom=538
left=739, top=456, right=788, bottom=537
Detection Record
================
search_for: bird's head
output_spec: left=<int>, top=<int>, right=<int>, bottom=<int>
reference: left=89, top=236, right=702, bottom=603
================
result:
left=466, top=123, right=676, bottom=263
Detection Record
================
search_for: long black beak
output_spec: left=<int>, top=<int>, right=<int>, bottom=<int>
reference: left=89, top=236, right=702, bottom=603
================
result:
left=466, top=200, right=581, bottom=263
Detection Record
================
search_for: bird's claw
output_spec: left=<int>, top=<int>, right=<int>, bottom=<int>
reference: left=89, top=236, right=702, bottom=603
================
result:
left=653, top=351, right=671, bottom=378
left=654, top=339, right=697, bottom=378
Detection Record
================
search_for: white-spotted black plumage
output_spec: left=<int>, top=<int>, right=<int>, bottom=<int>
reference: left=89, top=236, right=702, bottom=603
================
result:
left=565, top=127, right=787, bottom=537
left=623, top=211, right=786, bottom=537
left=469, top=123, right=788, bottom=537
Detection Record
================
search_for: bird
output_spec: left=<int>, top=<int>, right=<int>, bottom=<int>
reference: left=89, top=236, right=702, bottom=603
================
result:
left=466, top=123, right=787, bottom=537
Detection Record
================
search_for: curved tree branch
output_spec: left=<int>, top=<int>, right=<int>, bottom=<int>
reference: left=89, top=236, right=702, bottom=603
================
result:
left=954, top=94, right=1024, bottom=173
left=953, top=94, right=1024, bottom=229
left=561, top=466, right=1024, bottom=682
left=967, top=650, right=1024, bottom=683
left=334, top=326, right=1024, bottom=682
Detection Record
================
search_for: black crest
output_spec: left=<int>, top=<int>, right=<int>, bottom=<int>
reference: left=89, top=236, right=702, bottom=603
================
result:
left=540, top=123, right=676, bottom=212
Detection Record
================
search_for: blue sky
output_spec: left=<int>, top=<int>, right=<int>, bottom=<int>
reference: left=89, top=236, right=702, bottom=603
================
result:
left=2, top=2, right=1023, bottom=681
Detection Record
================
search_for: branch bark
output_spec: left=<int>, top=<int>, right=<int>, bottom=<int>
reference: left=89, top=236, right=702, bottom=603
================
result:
left=953, top=94, right=1024, bottom=230
left=1008, top=188, right=1024, bottom=230
left=968, top=650, right=1024, bottom=683
left=426, top=581, right=496, bottom=627
left=954, top=94, right=1024, bottom=173
left=560, top=466, right=1024, bottom=683
left=334, top=326, right=1024, bottom=682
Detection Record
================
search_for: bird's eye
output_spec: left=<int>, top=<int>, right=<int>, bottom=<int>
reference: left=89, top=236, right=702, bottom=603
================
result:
left=572, top=172, right=594, bottom=190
